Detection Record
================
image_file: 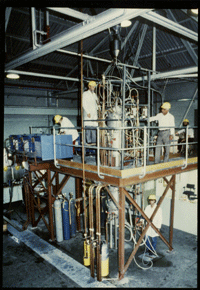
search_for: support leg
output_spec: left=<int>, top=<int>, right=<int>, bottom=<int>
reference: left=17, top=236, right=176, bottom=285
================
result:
left=118, top=187, right=125, bottom=280
left=47, top=169, right=55, bottom=241
left=169, top=174, right=176, bottom=248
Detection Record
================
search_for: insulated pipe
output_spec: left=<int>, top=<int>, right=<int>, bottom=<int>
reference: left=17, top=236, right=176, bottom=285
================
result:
left=97, top=127, right=104, bottom=179
left=95, top=184, right=107, bottom=281
left=139, top=126, right=147, bottom=179
left=96, top=185, right=102, bottom=281
left=88, top=184, right=97, bottom=277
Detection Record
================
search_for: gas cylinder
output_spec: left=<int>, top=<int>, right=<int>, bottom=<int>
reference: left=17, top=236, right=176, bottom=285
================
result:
left=101, top=240, right=109, bottom=277
left=62, top=199, right=70, bottom=240
left=53, top=197, right=63, bottom=242
left=69, top=192, right=76, bottom=238
left=83, top=240, right=90, bottom=266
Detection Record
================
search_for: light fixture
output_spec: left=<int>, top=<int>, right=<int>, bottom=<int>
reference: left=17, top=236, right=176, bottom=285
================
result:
left=188, top=9, right=198, bottom=16
left=6, top=73, right=20, bottom=79
left=191, top=9, right=198, bottom=15
left=121, top=20, right=132, bottom=27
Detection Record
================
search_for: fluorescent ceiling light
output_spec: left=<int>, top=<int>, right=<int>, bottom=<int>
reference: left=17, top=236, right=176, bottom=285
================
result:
left=177, top=99, right=190, bottom=102
left=191, top=9, right=198, bottom=15
left=6, top=73, right=20, bottom=79
left=121, top=20, right=132, bottom=27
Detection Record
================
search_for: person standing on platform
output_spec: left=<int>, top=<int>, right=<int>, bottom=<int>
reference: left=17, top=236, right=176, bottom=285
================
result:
left=82, top=81, right=98, bottom=145
left=54, top=115, right=79, bottom=153
left=149, top=102, right=175, bottom=163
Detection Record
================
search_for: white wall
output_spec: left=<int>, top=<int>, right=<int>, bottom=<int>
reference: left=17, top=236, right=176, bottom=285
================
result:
left=156, top=170, right=197, bottom=235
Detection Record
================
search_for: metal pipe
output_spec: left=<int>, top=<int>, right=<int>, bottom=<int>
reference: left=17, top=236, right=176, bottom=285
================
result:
left=96, top=185, right=103, bottom=281
left=182, top=125, right=188, bottom=169
left=169, top=175, right=176, bottom=247
left=152, top=25, right=156, bottom=74
left=53, top=125, right=58, bottom=168
left=89, top=184, right=96, bottom=277
left=139, top=126, right=147, bottom=179
left=147, top=71, right=151, bottom=162
left=31, top=7, right=37, bottom=50
left=121, top=65, right=126, bottom=170
left=114, top=214, right=118, bottom=249
left=97, top=127, right=104, bottom=179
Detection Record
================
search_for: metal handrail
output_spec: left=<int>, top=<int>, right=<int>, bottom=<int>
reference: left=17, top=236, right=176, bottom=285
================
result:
left=47, top=124, right=197, bottom=179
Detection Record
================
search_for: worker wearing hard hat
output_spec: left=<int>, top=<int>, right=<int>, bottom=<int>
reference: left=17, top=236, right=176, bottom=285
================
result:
left=82, top=81, right=98, bottom=144
left=54, top=115, right=79, bottom=152
left=137, top=194, right=162, bottom=257
left=149, top=102, right=175, bottom=163
left=175, top=119, right=194, bottom=153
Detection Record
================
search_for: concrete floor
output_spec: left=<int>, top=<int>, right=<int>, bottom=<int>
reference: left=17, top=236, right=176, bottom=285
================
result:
left=3, top=201, right=197, bottom=288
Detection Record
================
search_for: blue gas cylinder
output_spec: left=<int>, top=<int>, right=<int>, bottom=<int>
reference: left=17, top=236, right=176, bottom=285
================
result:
left=69, top=193, right=76, bottom=238
left=62, top=199, right=70, bottom=240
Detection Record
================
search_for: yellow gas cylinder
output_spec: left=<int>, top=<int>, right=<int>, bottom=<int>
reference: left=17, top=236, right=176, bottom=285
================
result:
left=83, top=240, right=90, bottom=266
left=101, top=241, right=109, bottom=277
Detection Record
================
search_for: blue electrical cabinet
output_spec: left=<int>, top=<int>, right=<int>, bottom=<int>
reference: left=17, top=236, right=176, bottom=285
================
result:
left=33, top=134, right=73, bottom=160
left=9, top=134, right=73, bottom=161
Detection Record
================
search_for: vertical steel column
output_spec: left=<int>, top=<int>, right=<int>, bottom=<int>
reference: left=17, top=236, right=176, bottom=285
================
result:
left=121, top=65, right=126, bottom=170
left=29, top=171, right=35, bottom=226
left=47, top=168, right=55, bottom=241
left=75, top=177, right=82, bottom=231
left=147, top=71, right=151, bottom=163
left=96, top=185, right=102, bottom=281
left=169, top=174, right=176, bottom=248
left=152, top=25, right=156, bottom=74
left=89, top=184, right=96, bottom=278
left=31, top=7, right=37, bottom=50
left=118, top=187, right=125, bottom=280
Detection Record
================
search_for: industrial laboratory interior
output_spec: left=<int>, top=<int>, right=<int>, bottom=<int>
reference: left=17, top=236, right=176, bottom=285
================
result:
left=3, top=7, right=198, bottom=288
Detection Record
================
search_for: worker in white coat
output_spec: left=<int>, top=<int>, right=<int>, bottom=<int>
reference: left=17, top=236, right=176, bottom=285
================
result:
left=149, top=102, right=175, bottom=163
left=82, top=81, right=98, bottom=144
left=175, top=119, right=194, bottom=153
left=137, top=194, right=162, bottom=257
left=54, top=115, right=79, bottom=153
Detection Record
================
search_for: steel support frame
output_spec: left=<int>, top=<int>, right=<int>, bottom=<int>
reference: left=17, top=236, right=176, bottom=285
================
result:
left=118, top=174, right=176, bottom=280
left=23, top=164, right=71, bottom=241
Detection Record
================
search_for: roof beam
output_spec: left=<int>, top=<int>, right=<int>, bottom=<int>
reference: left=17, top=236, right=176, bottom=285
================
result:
left=141, top=11, right=198, bottom=43
left=5, top=8, right=153, bottom=71
left=5, top=7, right=12, bottom=32
left=132, top=66, right=198, bottom=82
left=47, top=7, right=92, bottom=21
left=166, top=9, right=198, bottom=65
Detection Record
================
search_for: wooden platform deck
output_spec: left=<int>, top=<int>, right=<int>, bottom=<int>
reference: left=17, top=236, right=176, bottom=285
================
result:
left=27, top=154, right=198, bottom=187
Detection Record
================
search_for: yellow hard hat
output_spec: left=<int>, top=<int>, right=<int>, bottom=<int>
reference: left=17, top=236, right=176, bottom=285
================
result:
left=148, top=194, right=156, bottom=200
left=183, top=119, right=189, bottom=124
left=54, top=115, right=62, bottom=123
left=161, top=102, right=171, bottom=110
left=88, top=81, right=97, bottom=87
